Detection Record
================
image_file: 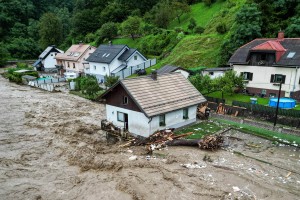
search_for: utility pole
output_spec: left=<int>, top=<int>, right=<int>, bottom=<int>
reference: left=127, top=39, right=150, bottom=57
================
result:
left=273, top=82, right=282, bottom=127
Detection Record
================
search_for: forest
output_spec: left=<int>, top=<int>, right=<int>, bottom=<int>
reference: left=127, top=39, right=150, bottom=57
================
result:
left=0, top=0, right=299, bottom=67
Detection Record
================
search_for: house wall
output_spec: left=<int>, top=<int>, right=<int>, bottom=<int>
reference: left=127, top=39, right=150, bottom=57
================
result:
left=106, top=105, right=151, bottom=137
left=43, top=53, right=58, bottom=69
left=234, top=65, right=300, bottom=98
left=149, top=105, right=197, bottom=134
left=105, top=104, right=198, bottom=137
left=126, top=52, right=147, bottom=67
left=202, top=71, right=225, bottom=79
left=175, top=70, right=189, bottom=79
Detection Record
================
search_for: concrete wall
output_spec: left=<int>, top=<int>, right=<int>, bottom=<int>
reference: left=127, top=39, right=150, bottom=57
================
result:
left=234, top=65, right=300, bottom=97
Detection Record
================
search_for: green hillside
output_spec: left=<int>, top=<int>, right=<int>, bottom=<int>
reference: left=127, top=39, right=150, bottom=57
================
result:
left=113, top=0, right=247, bottom=69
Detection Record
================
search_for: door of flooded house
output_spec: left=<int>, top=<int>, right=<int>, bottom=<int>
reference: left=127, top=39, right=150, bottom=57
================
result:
left=124, top=113, right=128, bottom=131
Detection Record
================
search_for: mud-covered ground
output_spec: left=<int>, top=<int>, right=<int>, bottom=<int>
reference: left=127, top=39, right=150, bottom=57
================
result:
left=0, top=73, right=300, bottom=200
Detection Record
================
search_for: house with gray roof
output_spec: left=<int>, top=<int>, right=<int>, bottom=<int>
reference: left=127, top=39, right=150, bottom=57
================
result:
left=100, top=72, right=206, bottom=137
left=229, top=31, right=300, bottom=100
left=86, top=44, right=147, bottom=83
left=33, top=45, right=64, bottom=72
left=156, top=65, right=190, bottom=78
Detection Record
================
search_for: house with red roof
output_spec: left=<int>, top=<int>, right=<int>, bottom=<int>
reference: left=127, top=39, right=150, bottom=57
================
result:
left=229, top=31, right=300, bottom=101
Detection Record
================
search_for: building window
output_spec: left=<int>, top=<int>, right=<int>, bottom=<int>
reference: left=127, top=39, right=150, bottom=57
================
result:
left=240, top=72, right=253, bottom=80
left=73, top=63, right=75, bottom=69
left=159, top=114, right=166, bottom=126
left=183, top=108, right=189, bottom=119
left=117, top=112, right=125, bottom=122
left=51, top=54, right=53, bottom=56
left=123, top=96, right=128, bottom=105
left=103, top=66, right=106, bottom=71
left=134, top=55, right=137, bottom=60
left=270, top=74, right=286, bottom=83
left=261, top=89, right=266, bottom=95
left=209, top=72, right=214, bottom=75
left=67, top=62, right=70, bottom=68
left=94, top=66, right=96, bottom=70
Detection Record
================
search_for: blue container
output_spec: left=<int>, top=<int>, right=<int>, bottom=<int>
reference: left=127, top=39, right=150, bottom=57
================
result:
left=268, top=98, right=296, bottom=109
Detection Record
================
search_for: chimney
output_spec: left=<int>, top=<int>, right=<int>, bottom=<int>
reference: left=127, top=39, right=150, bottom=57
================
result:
left=151, top=71, right=157, bottom=80
left=278, top=31, right=284, bottom=40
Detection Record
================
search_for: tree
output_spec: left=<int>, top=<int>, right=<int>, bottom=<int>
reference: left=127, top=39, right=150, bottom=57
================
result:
left=0, top=45, right=10, bottom=67
left=39, top=12, right=63, bottom=49
left=104, top=75, right=119, bottom=88
left=285, top=17, right=300, bottom=38
left=152, top=2, right=173, bottom=29
left=188, top=18, right=197, bottom=31
left=213, top=71, right=244, bottom=99
left=121, top=16, right=142, bottom=40
left=96, top=22, right=118, bottom=44
left=171, top=0, right=191, bottom=24
left=189, top=74, right=213, bottom=94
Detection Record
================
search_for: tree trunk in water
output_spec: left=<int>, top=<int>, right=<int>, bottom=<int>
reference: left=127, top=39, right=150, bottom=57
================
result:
left=165, top=139, right=201, bottom=146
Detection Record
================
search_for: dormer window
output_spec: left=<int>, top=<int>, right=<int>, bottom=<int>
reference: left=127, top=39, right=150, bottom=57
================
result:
left=123, top=96, right=128, bottom=105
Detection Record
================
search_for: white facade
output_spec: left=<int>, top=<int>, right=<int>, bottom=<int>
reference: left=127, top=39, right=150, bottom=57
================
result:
left=175, top=69, right=190, bottom=79
left=233, top=65, right=300, bottom=97
left=202, top=71, right=226, bottom=79
left=43, top=52, right=59, bottom=69
left=87, top=51, right=147, bottom=83
left=106, top=104, right=197, bottom=137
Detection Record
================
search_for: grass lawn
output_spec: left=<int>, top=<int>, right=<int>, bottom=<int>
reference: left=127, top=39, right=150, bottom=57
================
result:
left=112, top=38, right=141, bottom=49
left=175, top=121, right=223, bottom=139
left=206, top=91, right=269, bottom=105
left=206, top=91, right=300, bottom=110
left=214, top=118, right=300, bottom=146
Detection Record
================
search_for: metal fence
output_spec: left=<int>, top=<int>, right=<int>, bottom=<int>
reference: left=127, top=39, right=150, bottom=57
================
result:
left=31, top=77, right=66, bottom=85
left=114, top=59, right=157, bottom=79
left=232, top=100, right=300, bottom=118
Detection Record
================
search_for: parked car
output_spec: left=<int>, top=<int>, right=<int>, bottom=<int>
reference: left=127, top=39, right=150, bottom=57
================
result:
left=135, top=69, right=146, bottom=76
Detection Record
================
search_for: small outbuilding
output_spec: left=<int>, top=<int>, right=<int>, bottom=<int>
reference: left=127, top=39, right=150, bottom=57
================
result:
left=202, top=67, right=232, bottom=79
left=100, top=72, right=206, bottom=137
left=33, top=45, right=64, bottom=72
left=156, top=65, right=190, bottom=78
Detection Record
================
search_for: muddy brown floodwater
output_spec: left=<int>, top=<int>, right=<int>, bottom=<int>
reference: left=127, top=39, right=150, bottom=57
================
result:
left=0, top=72, right=300, bottom=200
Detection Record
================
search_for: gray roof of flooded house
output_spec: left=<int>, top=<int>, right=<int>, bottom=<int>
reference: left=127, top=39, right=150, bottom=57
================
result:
left=118, top=48, right=136, bottom=61
left=229, top=38, right=300, bottom=66
left=101, top=73, right=206, bottom=117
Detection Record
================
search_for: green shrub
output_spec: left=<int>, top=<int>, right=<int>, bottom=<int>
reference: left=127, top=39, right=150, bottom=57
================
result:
left=194, top=26, right=205, bottom=34
left=216, top=23, right=227, bottom=34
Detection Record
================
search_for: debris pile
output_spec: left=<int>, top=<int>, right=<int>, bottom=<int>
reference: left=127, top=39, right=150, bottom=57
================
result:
left=198, top=135, right=224, bottom=150
left=101, top=119, right=122, bottom=137
left=119, top=129, right=224, bottom=152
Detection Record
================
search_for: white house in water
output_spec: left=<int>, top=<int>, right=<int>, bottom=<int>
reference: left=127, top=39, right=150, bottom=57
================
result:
left=100, top=72, right=206, bottom=137
left=55, top=43, right=96, bottom=78
left=229, top=31, right=300, bottom=100
left=85, top=44, right=147, bottom=83
left=33, top=46, right=64, bottom=72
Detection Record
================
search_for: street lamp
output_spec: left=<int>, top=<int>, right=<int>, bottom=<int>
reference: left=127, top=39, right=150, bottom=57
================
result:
left=273, top=82, right=282, bottom=127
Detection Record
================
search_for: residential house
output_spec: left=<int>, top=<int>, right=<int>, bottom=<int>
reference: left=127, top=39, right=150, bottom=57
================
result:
left=156, top=65, right=190, bottom=78
left=100, top=72, right=206, bottom=137
left=202, top=67, right=232, bottom=79
left=229, top=31, right=300, bottom=100
left=55, top=43, right=96, bottom=77
left=33, top=46, right=64, bottom=72
left=86, top=44, right=147, bottom=83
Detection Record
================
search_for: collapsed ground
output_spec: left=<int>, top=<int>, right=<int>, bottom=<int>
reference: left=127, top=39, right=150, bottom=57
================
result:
left=0, top=74, right=299, bottom=200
